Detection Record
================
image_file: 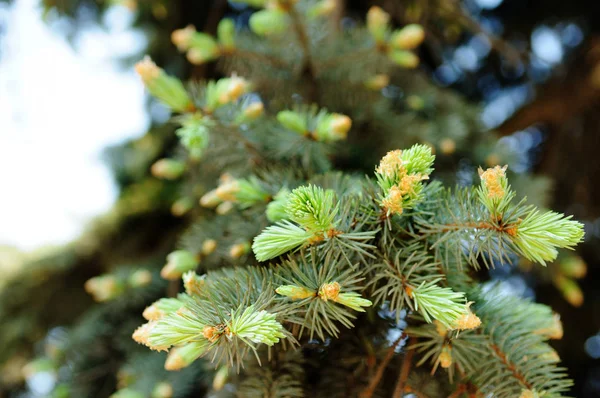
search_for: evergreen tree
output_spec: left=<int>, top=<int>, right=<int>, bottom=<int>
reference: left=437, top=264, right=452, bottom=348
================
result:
left=0, top=1, right=588, bottom=397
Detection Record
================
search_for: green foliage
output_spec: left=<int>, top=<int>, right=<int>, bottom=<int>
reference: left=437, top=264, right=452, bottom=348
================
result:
left=9, top=1, right=588, bottom=397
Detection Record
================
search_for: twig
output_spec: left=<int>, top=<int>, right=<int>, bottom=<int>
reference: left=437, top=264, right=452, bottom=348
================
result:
left=360, top=334, right=405, bottom=398
left=392, top=337, right=416, bottom=398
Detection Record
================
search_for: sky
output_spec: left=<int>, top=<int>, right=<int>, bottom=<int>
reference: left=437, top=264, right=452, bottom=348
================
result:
left=0, top=0, right=149, bottom=250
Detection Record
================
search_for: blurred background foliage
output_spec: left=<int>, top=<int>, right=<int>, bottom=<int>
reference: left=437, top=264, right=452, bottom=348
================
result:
left=1, top=0, right=600, bottom=396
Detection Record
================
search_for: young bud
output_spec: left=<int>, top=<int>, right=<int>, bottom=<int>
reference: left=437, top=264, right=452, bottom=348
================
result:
left=452, top=302, right=481, bottom=331
left=381, top=185, right=404, bottom=215
left=389, top=50, right=420, bottom=68
left=554, top=275, right=584, bottom=307
left=216, top=201, right=234, bottom=215
left=212, top=365, right=229, bottom=391
left=161, top=250, right=199, bottom=280
left=277, top=110, right=307, bottom=134
left=478, top=165, right=507, bottom=200
left=128, top=269, right=152, bottom=288
left=85, top=275, right=123, bottom=302
left=134, top=56, right=161, bottom=84
left=249, top=9, right=290, bottom=36
left=164, top=341, right=208, bottom=371
left=434, top=320, right=448, bottom=337
left=319, top=282, right=341, bottom=301
left=151, top=159, right=185, bottom=180
left=276, top=285, right=316, bottom=300
left=217, top=76, right=250, bottom=106
left=202, top=239, right=218, bottom=256
left=228, top=306, right=285, bottom=346
left=202, top=325, right=220, bottom=342
left=200, top=189, right=222, bottom=208
left=534, top=313, right=563, bottom=340
left=308, top=0, right=336, bottom=18
left=229, top=242, right=250, bottom=259
left=217, top=19, right=236, bottom=50
left=560, top=255, right=587, bottom=279
left=390, top=24, right=425, bottom=50
left=315, top=113, right=352, bottom=142
left=143, top=298, right=183, bottom=321
left=135, top=56, right=193, bottom=112
left=376, top=149, right=405, bottom=178
left=439, top=138, right=456, bottom=155
left=364, top=74, right=390, bottom=90
left=240, top=101, right=264, bottom=121
left=266, top=188, right=290, bottom=222
left=171, top=197, right=194, bottom=217
left=182, top=271, right=206, bottom=296
left=439, top=344, right=452, bottom=368
left=367, top=6, right=390, bottom=43
left=335, top=292, right=373, bottom=312
left=176, top=116, right=210, bottom=159
left=171, top=25, right=196, bottom=52
left=151, top=382, right=173, bottom=398
left=132, top=321, right=157, bottom=347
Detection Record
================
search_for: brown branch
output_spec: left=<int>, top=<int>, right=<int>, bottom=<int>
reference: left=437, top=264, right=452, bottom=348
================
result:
left=360, top=334, right=405, bottom=398
left=490, top=344, right=533, bottom=390
left=392, top=337, right=416, bottom=398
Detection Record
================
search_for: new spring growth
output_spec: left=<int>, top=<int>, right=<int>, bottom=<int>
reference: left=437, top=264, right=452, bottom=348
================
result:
left=212, top=365, right=229, bottom=391
left=151, top=159, right=185, bottom=180
left=143, top=298, right=183, bottom=321
left=229, top=242, right=251, bottom=259
left=389, top=50, right=420, bottom=68
left=409, top=280, right=467, bottom=329
left=367, top=6, right=390, bottom=44
left=390, top=24, right=426, bottom=50
left=182, top=271, right=206, bottom=296
left=236, top=101, right=264, bottom=124
left=128, top=269, right=152, bottom=288
left=451, top=302, right=481, bottom=331
left=534, top=313, right=563, bottom=340
left=308, top=0, right=336, bottom=18
left=217, top=19, right=236, bottom=51
left=376, top=144, right=435, bottom=215
left=276, top=285, right=316, bottom=300
left=171, top=197, right=194, bottom=217
left=252, top=185, right=341, bottom=261
left=204, top=76, right=251, bottom=112
left=171, top=25, right=220, bottom=65
left=364, top=74, right=390, bottom=90
left=512, top=209, right=584, bottom=265
left=319, top=282, right=373, bottom=312
left=554, top=274, right=584, bottom=307
left=249, top=9, right=290, bottom=36
left=135, top=56, right=193, bottom=113
left=204, top=175, right=270, bottom=209
left=164, top=341, right=209, bottom=371
left=439, top=344, right=452, bottom=369
left=266, top=187, right=291, bottom=222
left=160, top=250, right=199, bottom=280
left=228, top=306, right=286, bottom=346
left=477, top=165, right=510, bottom=215
left=176, top=114, right=210, bottom=159
left=84, top=275, right=124, bottom=302
left=277, top=108, right=352, bottom=142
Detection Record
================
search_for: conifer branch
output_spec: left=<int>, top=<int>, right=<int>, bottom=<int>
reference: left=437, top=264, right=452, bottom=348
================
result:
left=360, top=334, right=405, bottom=398
left=392, top=337, right=416, bottom=398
